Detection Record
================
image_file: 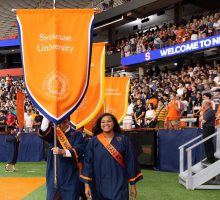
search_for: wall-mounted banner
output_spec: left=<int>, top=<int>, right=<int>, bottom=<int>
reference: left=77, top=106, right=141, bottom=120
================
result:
left=16, top=90, right=24, bottom=129
left=16, top=9, right=94, bottom=123
left=122, top=34, right=220, bottom=66
left=105, top=77, right=130, bottom=123
left=71, top=42, right=105, bottom=129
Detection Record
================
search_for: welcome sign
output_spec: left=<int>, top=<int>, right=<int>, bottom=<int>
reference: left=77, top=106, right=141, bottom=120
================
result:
left=16, top=9, right=94, bottom=123
left=122, top=34, right=220, bottom=66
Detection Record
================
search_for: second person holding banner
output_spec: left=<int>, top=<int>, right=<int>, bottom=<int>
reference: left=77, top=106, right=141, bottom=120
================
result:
left=39, top=117, right=86, bottom=200
left=80, top=113, right=143, bottom=200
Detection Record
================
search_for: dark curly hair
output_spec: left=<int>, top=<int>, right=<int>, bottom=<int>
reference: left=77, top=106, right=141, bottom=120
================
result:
left=92, top=113, right=121, bottom=136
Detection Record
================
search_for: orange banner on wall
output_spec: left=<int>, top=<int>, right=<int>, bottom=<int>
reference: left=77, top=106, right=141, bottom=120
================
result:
left=71, top=42, right=105, bottom=129
left=16, top=9, right=94, bottom=123
left=16, top=91, right=24, bottom=129
left=105, top=77, right=130, bottom=123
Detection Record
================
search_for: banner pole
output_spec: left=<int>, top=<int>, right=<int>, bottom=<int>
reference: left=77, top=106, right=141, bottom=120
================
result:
left=53, top=0, right=56, bottom=9
left=52, top=0, right=57, bottom=189
left=54, top=123, right=58, bottom=189
left=111, top=68, right=114, bottom=77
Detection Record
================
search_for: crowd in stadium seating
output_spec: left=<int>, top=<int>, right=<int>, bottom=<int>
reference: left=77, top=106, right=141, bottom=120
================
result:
left=0, top=75, right=42, bottom=132
left=1, top=60, right=219, bottom=132
left=106, top=11, right=220, bottom=57
left=123, top=61, right=220, bottom=129
left=0, top=9, right=220, bottom=132
left=96, top=0, right=131, bottom=12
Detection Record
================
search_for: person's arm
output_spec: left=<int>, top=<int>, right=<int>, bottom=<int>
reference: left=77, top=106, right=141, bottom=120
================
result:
left=67, top=131, right=86, bottom=160
left=138, top=106, right=146, bottom=120
left=38, top=117, right=53, bottom=142
left=85, top=183, right=92, bottom=199
left=124, top=136, right=143, bottom=199
left=133, top=109, right=138, bottom=121
left=52, top=131, right=86, bottom=162
left=80, top=139, right=93, bottom=185
left=138, top=111, right=145, bottom=121
left=202, top=110, right=210, bottom=124
left=130, top=184, right=137, bottom=199
left=174, top=101, right=179, bottom=111
left=51, top=147, right=66, bottom=156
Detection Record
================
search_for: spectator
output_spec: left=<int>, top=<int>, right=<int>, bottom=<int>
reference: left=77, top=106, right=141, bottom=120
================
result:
left=0, top=110, right=6, bottom=133
left=154, top=100, right=167, bottom=128
left=5, top=127, right=20, bottom=172
left=136, top=39, right=145, bottom=54
left=6, top=111, right=15, bottom=126
left=145, top=103, right=156, bottom=127
left=213, top=72, right=220, bottom=85
left=201, top=100, right=216, bottom=166
left=202, top=93, right=215, bottom=111
left=124, top=41, right=131, bottom=57
left=177, top=82, right=185, bottom=96
left=24, top=110, right=34, bottom=132
left=213, top=17, right=220, bottom=34
left=165, top=93, right=180, bottom=129
left=133, top=99, right=146, bottom=128
left=123, top=99, right=134, bottom=129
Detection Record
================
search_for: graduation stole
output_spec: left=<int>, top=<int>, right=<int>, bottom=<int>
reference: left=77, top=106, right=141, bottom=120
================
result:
left=56, top=127, right=82, bottom=173
left=97, top=133, right=125, bottom=168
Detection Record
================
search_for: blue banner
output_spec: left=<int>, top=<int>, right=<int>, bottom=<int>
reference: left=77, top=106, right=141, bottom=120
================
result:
left=122, top=34, right=220, bottom=66
left=0, top=39, right=20, bottom=47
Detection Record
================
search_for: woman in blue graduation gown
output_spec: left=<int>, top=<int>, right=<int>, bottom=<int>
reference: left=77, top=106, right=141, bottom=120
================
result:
left=81, top=113, right=143, bottom=200
left=39, top=117, right=86, bottom=200
left=5, top=127, right=20, bottom=171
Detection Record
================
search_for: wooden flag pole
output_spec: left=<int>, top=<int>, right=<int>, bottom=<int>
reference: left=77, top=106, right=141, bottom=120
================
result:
left=53, top=123, right=58, bottom=189
left=52, top=0, right=57, bottom=189
left=52, top=0, right=58, bottom=189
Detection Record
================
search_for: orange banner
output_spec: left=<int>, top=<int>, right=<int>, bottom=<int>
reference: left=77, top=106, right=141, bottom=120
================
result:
left=71, top=43, right=105, bottom=129
left=16, top=91, right=24, bottom=129
left=105, top=77, right=130, bottom=123
left=16, top=9, right=94, bottom=123
left=84, top=105, right=105, bottom=136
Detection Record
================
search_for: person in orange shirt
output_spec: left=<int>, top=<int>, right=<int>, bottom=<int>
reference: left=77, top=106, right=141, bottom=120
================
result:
left=176, top=26, right=185, bottom=44
left=217, top=106, right=220, bottom=125
left=147, top=95, right=158, bottom=108
left=165, top=93, right=180, bottom=129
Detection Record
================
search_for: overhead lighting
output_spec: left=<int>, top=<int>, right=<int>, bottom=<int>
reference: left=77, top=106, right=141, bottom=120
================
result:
left=94, top=16, right=124, bottom=30
left=141, top=17, right=149, bottom=23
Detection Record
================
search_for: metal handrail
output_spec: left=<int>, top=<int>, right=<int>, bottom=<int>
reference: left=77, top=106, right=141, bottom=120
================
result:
left=186, top=131, right=219, bottom=152
left=184, top=126, right=220, bottom=189
left=179, top=133, right=202, bottom=173
left=179, top=134, right=202, bottom=150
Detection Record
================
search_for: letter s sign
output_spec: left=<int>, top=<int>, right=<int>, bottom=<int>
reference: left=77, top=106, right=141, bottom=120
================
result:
left=145, top=52, right=151, bottom=61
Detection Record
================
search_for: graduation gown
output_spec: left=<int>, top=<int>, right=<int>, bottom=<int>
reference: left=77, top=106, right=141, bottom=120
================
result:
left=81, top=133, right=143, bottom=200
left=5, top=134, right=19, bottom=164
left=39, top=127, right=86, bottom=200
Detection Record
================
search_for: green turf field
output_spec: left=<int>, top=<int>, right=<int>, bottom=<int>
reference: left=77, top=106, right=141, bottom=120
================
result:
left=1, top=162, right=220, bottom=200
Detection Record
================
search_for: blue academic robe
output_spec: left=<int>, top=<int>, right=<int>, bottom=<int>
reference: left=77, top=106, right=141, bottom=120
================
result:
left=81, top=133, right=143, bottom=200
left=39, top=127, right=86, bottom=200
left=5, top=134, right=19, bottom=164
